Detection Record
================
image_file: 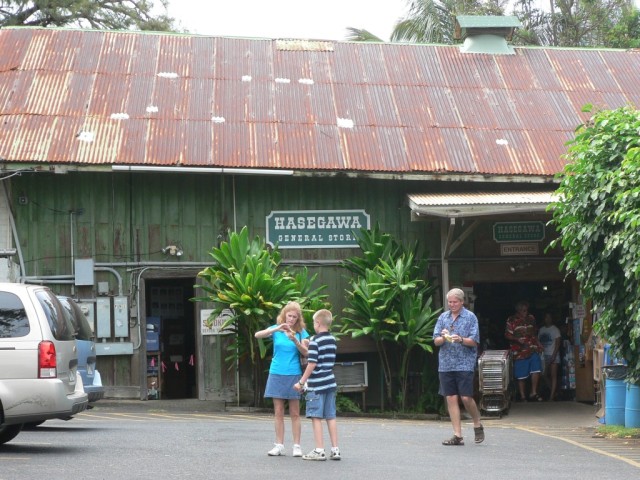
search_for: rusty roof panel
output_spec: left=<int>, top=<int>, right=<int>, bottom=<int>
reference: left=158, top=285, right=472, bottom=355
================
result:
left=425, top=87, right=459, bottom=128
left=273, top=49, right=333, bottom=84
left=216, top=37, right=273, bottom=81
left=274, top=81, right=316, bottom=123
left=1, top=27, right=640, bottom=177
left=357, top=44, right=390, bottom=84
left=308, top=83, right=338, bottom=124
left=392, top=85, right=436, bottom=127
left=603, top=50, right=640, bottom=94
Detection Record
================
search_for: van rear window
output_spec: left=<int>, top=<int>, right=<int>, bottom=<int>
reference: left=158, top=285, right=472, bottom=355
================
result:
left=36, top=291, right=75, bottom=341
left=58, top=297, right=94, bottom=341
left=0, top=292, right=30, bottom=338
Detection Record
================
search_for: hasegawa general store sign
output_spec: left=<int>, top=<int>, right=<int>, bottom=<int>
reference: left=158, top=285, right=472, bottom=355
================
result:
left=266, top=210, right=370, bottom=249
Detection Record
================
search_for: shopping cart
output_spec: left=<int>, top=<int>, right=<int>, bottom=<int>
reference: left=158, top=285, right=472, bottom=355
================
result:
left=478, top=350, right=512, bottom=417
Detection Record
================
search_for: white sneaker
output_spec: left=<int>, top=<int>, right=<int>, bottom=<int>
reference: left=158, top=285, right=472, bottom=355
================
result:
left=292, top=444, right=302, bottom=457
left=302, top=449, right=326, bottom=461
left=267, top=443, right=285, bottom=456
left=330, top=447, right=341, bottom=460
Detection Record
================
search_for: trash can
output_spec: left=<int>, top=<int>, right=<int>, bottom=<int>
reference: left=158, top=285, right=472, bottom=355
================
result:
left=603, top=344, right=627, bottom=367
left=603, top=365, right=627, bottom=426
left=625, top=382, right=640, bottom=428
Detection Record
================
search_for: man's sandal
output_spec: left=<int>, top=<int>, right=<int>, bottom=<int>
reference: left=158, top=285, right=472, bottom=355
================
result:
left=442, top=435, right=464, bottom=446
left=474, top=425, right=485, bottom=444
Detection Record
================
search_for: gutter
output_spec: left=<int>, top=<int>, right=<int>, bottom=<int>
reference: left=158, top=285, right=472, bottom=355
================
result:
left=2, top=163, right=558, bottom=184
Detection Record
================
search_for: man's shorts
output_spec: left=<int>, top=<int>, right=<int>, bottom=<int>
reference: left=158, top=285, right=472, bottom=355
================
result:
left=514, top=354, right=542, bottom=380
left=305, top=388, right=337, bottom=419
left=438, top=371, right=474, bottom=397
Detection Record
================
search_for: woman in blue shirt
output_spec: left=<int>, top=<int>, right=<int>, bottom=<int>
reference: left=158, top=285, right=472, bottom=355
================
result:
left=255, top=301, right=310, bottom=457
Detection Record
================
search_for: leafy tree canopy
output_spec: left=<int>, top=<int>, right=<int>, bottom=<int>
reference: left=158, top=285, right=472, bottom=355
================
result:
left=347, top=0, right=640, bottom=48
left=550, top=105, right=640, bottom=383
left=0, top=0, right=177, bottom=31
left=513, top=0, right=640, bottom=48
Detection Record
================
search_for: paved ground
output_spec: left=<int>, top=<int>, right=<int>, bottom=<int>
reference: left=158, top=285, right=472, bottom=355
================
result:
left=498, top=400, right=640, bottom=468
left=93, top=398, right=640, bottom=468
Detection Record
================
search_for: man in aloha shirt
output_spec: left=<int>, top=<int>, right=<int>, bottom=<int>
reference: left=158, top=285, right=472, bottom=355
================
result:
left=505, top=300, right=544, bottom=402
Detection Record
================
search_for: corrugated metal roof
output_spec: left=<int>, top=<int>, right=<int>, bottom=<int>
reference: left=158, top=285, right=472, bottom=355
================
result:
left=409, top=191, right=555, bottom=206
left=408, top=191, right=556, bottom=218
left=1, top=27, right=639, bottom=177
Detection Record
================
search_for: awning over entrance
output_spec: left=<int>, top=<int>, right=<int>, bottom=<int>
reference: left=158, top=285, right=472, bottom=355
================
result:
left=407, top=191, right=558, bottom=307
left=408, top=191, right=556, bottom=219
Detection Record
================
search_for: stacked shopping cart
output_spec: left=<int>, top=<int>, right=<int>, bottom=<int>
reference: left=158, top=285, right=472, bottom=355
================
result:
left=478, top=350, right=512, bottom=417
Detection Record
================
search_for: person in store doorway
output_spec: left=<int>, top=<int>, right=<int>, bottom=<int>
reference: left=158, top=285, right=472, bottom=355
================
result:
left=505, top=300, right=544, bottom=402
left=434, top=288, right=485, bottom=446
left=538, top=312, right=562, bottom=401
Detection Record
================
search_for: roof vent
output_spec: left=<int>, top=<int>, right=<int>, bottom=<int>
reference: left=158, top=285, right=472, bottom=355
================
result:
left=454, top=15, right=521, bottom=55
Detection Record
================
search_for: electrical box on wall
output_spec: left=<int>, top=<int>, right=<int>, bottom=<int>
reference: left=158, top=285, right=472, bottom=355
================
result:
left=113, top=296, right=128, bottom=338
left=74, top=258, right=95, bottom=286
left=98, top=282, right=110, bottom=295
left=78, top=301, right=96, bottom=333
left=96, top=297, right=111, bottom=339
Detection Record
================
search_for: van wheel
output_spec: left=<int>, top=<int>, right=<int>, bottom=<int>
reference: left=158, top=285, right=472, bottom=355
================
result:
left=0, top=424, right=23, bottom=444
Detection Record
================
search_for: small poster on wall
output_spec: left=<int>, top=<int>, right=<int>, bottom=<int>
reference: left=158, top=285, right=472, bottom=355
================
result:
left=201, top=308, right=235, bottom=335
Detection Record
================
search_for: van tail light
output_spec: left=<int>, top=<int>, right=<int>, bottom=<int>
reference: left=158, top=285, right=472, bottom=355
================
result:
left=38, top=341, right=57, bottom=378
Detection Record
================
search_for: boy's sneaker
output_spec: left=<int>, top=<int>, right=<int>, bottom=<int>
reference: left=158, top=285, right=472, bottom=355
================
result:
left=292, top=444, right=302, bottom=457
left=330, top=448, right=341, bottom=460
left=267, top=444, right=285, bottom=456
left=302, top=449, right=326, bottom=461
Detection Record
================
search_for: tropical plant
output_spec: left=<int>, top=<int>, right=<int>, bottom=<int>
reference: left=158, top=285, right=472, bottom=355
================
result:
left=0, top=0, right=176, bottom=31
left=291, top=268, right=331, bottom=334
left=195, top=227, right=298, bottom=406
left=347, top=0, right=506, bottom=44
left=549, top=105, right=640, bottom=383
left=341, top=224, right=440, bottom=411
left=342, top=222, right=405, bottom=278
left=194, top=226, right=329, bottom=406
left=395, top=289, right=439, bottom=409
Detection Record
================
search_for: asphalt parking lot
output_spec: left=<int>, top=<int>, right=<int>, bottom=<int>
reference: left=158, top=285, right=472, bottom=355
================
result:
left=2, top=399, right=638, bottom=480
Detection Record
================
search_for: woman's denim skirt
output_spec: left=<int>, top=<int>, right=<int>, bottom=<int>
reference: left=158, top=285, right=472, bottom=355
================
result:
left=264, top=374, right=301, bottom=400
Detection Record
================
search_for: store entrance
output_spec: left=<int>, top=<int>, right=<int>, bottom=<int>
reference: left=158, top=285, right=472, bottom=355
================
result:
left=473, top=281, right=572, bottom=350
left=146, top=277, right=197, bottom=399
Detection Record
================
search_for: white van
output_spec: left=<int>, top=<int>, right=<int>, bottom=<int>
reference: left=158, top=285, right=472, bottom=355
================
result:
left=0, top=283, right=89, bottom=445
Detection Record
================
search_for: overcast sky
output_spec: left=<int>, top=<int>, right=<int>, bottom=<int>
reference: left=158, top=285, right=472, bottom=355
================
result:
left=167, top=0, right=409, bottom=42
left=166, top=1, right=640, bottom=42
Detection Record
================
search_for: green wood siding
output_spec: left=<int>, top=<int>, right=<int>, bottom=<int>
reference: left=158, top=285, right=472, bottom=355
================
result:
left=12, top=172, right=438, bottom=307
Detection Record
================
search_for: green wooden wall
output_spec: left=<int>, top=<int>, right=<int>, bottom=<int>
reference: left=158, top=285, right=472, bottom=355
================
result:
left=11, top=171, right=440, bottom=314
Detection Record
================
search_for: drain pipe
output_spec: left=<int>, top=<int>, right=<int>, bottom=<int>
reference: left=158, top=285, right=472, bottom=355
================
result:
left=70, top=210, right=76, bottom=295
left=3, top=184, right=26, bottom=278
left=94, top=266, right=124, bottom=296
